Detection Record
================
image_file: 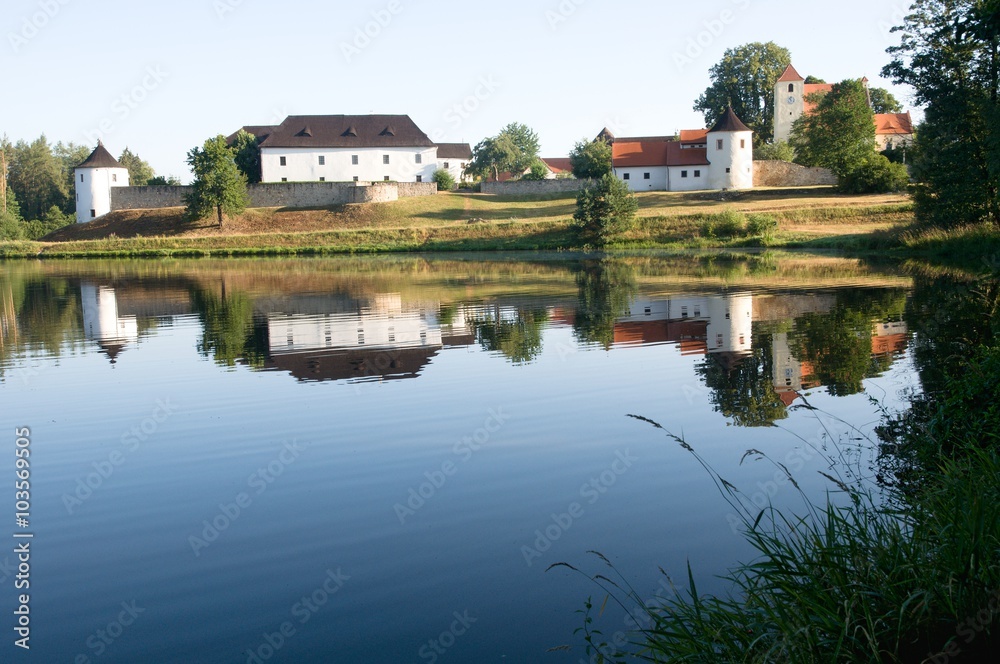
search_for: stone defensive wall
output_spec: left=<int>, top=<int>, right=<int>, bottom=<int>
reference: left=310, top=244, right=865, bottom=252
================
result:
left=753, top=160, right=838, bottom=187
left=110, top=181, right=437, bottom=212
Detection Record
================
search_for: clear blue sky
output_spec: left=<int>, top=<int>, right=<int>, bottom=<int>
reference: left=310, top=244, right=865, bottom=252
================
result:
left=2, top=0, right=916, bottom=182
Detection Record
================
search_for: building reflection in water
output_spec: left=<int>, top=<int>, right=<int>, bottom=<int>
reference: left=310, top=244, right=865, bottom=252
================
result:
left=81, top=284, right=138, bottom=364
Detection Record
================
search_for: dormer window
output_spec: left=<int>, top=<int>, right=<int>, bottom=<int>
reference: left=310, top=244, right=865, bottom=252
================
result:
left=343, top=126, right=358, bottom=137
left=296, top=127, right=313, bottom=137
left=381, top=126, right=396, bottom=136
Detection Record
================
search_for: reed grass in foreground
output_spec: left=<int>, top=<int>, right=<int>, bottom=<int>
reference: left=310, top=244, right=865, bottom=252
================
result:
left=554, top=405, right=1000, bottom=663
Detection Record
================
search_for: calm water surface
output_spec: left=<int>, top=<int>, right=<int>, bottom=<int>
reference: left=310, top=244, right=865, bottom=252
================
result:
left=0, top=254, right=922, bottom=662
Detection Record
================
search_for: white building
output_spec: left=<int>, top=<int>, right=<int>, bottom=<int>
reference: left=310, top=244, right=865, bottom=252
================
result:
left=237, top=115, right=470, bottom=185
left=773, top=64, right=915, bottom=149
left=74, top=143, right=130, bottom=223
left=610, top=107, right=754, bottom=192
left=436, top=143, right=473, bottom=184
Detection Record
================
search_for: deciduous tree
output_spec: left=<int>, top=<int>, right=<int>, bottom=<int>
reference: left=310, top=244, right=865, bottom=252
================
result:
left=118, top=147, right=155, bottom=186
left=185, top=136, right=250, bottom=228
left=694, top=42, right=793, bottom=145
left=569, top=139, right=612, bottom=179
left=790, top=79, right=876, bottom=178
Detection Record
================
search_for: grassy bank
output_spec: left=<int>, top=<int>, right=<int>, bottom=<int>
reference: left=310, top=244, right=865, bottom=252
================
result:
left=562, top=308, right=1000, bottom=661
left=0, top=189, right=917, bottom=258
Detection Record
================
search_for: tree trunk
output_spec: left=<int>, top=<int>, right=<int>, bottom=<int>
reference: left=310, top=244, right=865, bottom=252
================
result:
left=217, top=204, right=223, bottom=229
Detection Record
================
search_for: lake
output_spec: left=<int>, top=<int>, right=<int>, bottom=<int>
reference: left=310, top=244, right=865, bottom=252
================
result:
left=0, top=253, right=923, bottom=663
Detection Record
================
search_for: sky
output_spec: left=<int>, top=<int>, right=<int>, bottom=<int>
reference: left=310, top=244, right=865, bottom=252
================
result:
left=2, top=0, right=917, bottom=182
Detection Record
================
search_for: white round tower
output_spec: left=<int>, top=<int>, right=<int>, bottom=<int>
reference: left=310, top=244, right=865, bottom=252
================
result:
left=75, top=142, right=130, bottom=223
left=707, top=107, right=754, bottom=191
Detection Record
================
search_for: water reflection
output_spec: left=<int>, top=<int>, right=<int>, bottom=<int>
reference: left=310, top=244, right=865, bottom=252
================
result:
left=0, top=256, right=915, bottom=426
left=81, top=284, right=138, bottom=364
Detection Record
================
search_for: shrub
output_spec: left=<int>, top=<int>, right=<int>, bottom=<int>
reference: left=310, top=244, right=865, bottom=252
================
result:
left=432, top=169, right=456, bottom=192
left=0, top=211, right=24, bottom=241
left=572, top=173, right=638, bottom=246
left=746, top=213, right=778, bottom=241
left=701, top=208, right=746, bottom=239
left=754, top=140, right=795, bottom=162
left=522, top=159, right=550, bottom=181
left=839, top=153, right=910, bottom=194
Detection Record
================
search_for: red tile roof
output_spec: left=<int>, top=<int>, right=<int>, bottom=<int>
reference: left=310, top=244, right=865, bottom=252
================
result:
left=875, top=112, right=914, bottom=136
left=542, top=157, right=573, bottom=174
left=612, top=139, right=710, bottom=168
left=778, top=64, right=804, bottom=83
left=679, top=129, right=708, bottom=144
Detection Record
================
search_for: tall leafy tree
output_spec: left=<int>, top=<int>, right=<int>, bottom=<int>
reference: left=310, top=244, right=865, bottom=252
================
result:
left=231, top=129, right=262, bottom=184
left=790, top=79, right=876, bottom=178
left=573, top=173, right=638, bottom=246
left=883, top=0, right=1000, bottom=226
left=54, top=142, right=91, bottom=205
left=569, top=139, right=612, bottom=179
left=466, top=123, right=540, bottom=181
left=694, top=42, right=793, bottom=145
left=6, top=136, right=69, bottom=220
left=185, top=135, right=250, bottom=228
left=868, top=87, right=904, bottom=114
left=118, top=147, right=155, bottom=186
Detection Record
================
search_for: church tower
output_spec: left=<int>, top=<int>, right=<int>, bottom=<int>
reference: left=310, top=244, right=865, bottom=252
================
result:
left=74, top=142, right=130, bottom=224
left=774, top=64, right=806, bottom=143
left=707, top=107, right=754, bottom=190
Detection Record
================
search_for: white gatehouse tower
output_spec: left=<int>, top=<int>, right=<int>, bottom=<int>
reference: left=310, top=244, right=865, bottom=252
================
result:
left=74, top=142, right=129, bottom=224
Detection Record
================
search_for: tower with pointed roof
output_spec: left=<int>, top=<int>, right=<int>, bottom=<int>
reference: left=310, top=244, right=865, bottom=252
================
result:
left=707, top=107, right=754, bottom=190
left=74, top=142, right=130, bottom=223
left=774, top=64, right=807, bottom=144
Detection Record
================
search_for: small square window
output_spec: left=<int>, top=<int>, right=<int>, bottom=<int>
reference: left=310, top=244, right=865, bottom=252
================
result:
left=318, top=156, right=326, bottom=165
left=623, top=173, right=630, bottom=180
left=80, top=174, right=84, bottom=182
left=281, top=178, right=288, bottom=182
left=353, top=176, right=359, bottom=182
left=694, top=170, right=701, bottom=177
left=319, top=177, right=326, bottom=182
left=681, top=170, right=688, bottom=178
left=384, top=176, right=390, bottom=181
left=112, top=173, right=117, bottom=182
left=352, top=155, right=359, bottom=165
left=280, top=156, right=287, bottom=166
left=643, top=173, right=651, bottom=180
left=91, top=209, right=96, bottom=218
left=443, top=162, right=450, bottom=169
left=415, top=154, right=422, bottom=164
left=383, top=155, right=390, bottom=165
left=740, top=139, right=746, bottom=149
left=416, top=175, right=423, bottom=183
left=726, top=168, right=731, bottom=174
left=717, top=140, right=725, bottom=150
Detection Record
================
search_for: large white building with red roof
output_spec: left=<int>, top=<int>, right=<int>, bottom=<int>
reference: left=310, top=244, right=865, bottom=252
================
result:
left=609, top=107, right=755, bottom=192
left=773, top=64, right=915, bottom=150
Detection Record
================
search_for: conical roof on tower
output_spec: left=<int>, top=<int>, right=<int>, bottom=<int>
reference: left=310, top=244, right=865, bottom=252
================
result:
left=708, top=107, right=751, bottom=133
left=777, top=64, right=804, bottom=83
left=77, top=142, right=123, bottom=169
